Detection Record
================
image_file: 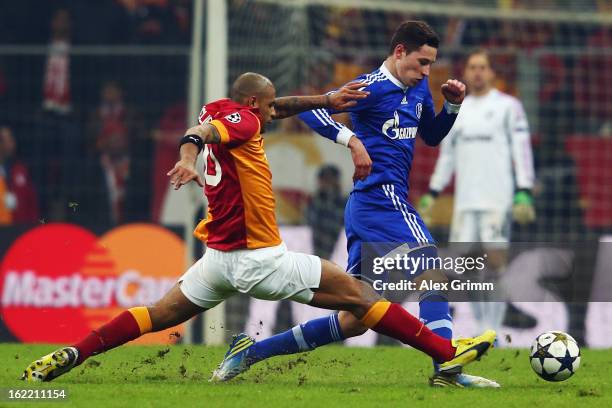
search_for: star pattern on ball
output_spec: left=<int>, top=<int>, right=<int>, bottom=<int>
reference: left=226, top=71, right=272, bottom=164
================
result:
left=540, top=369, right=558, bottom=382
left=533, top=343, right=552, bottom=368
left=530, top=331, right=580, bottom=382
left=552, top=332, right=569, bottom=346
left=556, top=348, right=576, bottom=373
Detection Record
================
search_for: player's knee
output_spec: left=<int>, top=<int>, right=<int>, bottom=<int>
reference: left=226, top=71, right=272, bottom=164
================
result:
left=339, top=280, right=371, bottom=317
left=345, top=280, right=382, bottom=318
left=319, top=260, right=379, bottom=316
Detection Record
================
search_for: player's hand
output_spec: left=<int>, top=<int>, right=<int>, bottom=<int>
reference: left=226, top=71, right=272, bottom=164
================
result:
left=348, top=136, right=372, bottom=181
left=167, top=159, right=204, bottom=190
left=512, top=190, right=536, bottom=225
left=418, top=193, right=437, bottom=225
left=441, top=79, right=466, bottom=105
left=328, top=82, right=370, bottom=111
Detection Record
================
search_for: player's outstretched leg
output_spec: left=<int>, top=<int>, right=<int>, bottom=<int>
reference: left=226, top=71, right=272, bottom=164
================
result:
left=211, top=312, right=346, bottom=381
left=415, top=271, right=499, bottom=387
left=22, top=284, right=205, bottom=382
left=212, top=260, right=495, bottom=381
left=415, top=272, right=453, bottom=368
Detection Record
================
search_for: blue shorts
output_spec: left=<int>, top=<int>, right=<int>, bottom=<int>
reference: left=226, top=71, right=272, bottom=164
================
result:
left=345, top=184, right=437, bottom=279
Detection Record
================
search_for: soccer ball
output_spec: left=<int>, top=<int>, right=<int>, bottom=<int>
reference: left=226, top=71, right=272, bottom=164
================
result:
left=529, top=331, right=581, bottom=382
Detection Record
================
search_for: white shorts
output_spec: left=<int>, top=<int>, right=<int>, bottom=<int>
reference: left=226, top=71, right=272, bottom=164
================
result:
left=178, top=242, right=321, bottom=309
left=450, top=209, right=511, bottom=247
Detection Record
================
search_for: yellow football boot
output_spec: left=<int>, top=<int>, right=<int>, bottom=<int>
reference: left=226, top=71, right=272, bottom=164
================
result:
left=21, top=347, right=78, bottom=382
left=439, top=330, right=496, bottom=374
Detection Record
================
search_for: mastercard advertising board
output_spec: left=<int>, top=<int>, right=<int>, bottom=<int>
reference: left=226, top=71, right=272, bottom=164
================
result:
left=0, top=223, right=186, bottom=344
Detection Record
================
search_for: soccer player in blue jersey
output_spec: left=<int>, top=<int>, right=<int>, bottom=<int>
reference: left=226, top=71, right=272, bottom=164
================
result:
left=213, top=21, right=499, bottom=388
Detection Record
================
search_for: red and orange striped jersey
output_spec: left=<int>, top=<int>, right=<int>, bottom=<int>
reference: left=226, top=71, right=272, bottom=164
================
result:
left=193, top=98, right=281, bottom=251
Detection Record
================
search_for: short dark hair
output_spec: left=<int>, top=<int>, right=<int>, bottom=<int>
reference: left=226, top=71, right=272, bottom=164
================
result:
left=389, top=21, right=440, bottom=55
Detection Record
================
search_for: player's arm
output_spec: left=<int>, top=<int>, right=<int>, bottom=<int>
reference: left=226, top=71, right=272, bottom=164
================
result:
left=297, top=80, right=374, bottom=180
left=418, top=79, right=465, bottom=146
left=508, top=99, right=536, bottom=224
left=508, top=100, right=535, bottom=192
left=273, top=82, right=369, bottom=120
left=298, top=80, right=373, bottom=146
left=299, top=104, right=372, bottom=181
left=166, top=124, right=221, bottom=190
left=183, top=123, right=223, bottom=144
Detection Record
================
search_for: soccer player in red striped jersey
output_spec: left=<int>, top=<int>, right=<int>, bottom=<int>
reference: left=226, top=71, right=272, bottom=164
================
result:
left=21, top=73, right=495, bottom=383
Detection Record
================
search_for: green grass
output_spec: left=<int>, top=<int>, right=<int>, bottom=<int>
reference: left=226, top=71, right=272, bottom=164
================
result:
left=0, top=344, right=609, bottom=407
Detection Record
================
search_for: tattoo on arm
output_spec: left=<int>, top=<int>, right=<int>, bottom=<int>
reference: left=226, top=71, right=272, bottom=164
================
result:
left=184, top=124, right=221, bottom=144
left=204, top=125, right=221, bottom=144
left=273, top=95, right=328, bottom=119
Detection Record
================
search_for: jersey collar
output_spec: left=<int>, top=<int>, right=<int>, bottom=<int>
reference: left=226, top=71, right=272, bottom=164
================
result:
left=380, top=63, right=407, bottom=91
left=216, top=98, right=261, bottom=115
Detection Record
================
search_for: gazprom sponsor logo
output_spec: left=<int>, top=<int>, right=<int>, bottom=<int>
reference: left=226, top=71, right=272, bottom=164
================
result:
left=382, top=111, right=418, bottom=140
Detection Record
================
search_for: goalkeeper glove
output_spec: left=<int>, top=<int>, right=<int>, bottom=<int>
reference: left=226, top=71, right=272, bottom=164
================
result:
left=418, top=190, right=439, bottom=225
left=512, top=189, right=535, bottom=225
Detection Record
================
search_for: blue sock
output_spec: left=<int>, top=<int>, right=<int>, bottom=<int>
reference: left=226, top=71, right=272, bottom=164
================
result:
left=246, top=313, right=344, bottom=364
left=419, top=290, right=453, bottom=373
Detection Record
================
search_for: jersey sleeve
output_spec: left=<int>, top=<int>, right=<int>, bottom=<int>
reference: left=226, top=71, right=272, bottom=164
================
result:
left=428, top=127, right=457, bottom=193
left=327, top=75, right=378, bottom=114
left=298, top=75, right=377, bottom=146
left=418, top=82, right=459, bottom=146
left=506, top=99, right=535, bottom=190
left=209, top=110, right=260, bottom=147
left=298, top=107, right=355, bottom=146
left=198, top=106, right=213, bottom=125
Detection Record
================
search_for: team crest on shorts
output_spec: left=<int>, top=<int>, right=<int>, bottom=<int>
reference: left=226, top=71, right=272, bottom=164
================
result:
left=225, top=112, right=242, bottom=123
left=416, top=103, right=422, bottom=119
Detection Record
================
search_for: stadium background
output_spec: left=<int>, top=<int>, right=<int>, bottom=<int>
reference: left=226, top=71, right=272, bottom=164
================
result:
left=0, top=0, right=611, bottom=349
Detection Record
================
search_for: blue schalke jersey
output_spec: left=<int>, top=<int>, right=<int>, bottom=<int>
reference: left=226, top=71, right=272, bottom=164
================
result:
left=299, top=64, right=458, bottom=197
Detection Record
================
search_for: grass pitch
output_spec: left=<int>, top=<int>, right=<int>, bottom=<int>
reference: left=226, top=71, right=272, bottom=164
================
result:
left=1, top=344, right=609, bottom=407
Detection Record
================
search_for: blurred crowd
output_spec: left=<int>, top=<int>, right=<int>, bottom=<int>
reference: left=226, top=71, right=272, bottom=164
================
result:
left=0, top=0, right=610, bottom=239
left=0, top=0, right=192, bottom=45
